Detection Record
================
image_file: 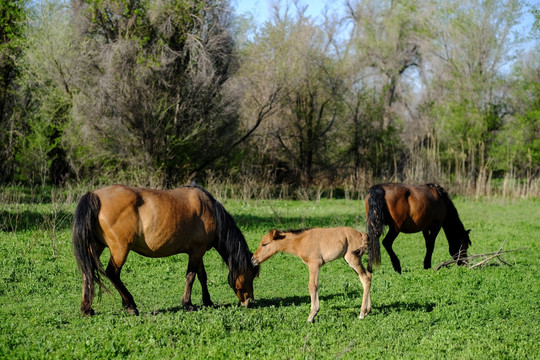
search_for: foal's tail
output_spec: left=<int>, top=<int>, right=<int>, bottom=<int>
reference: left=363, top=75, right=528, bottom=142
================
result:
left=366, top=185, right=385, bottom=272
left=72, top=192, right=108, bottom=293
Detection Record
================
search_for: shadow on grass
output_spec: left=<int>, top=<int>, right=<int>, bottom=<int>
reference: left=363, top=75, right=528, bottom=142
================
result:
left=375, top=301, right=436, bottom=314
left=143, top=293, right=437, bottom=316
left=233, top=213, right=365, bottom=232
left=0, top=209, right=74, bottom=232
left=254, top=294, right=437, bottom=314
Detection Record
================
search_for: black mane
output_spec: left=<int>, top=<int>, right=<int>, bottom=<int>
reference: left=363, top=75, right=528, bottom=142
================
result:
left=188, top=184, right=260, bottom=287
left=430, top=184, right=470, bottom=245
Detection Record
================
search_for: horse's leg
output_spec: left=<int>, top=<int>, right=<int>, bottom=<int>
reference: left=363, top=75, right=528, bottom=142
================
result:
left=182, top=253, right=204, bottom=311
left=422, top=227, right=441, bottom=269
left=382, top=228, right=401, bottom=273
left=105, top=251, right=138, bottom=315
left=197, top=260, right=214, bottom=307
left=81, top=243, right=105, bottom=316
left=104, top=242, right=138, bottom=315
left=345, top=250, right=372, bottom=319
left=307, top=262, right=321, bottom=323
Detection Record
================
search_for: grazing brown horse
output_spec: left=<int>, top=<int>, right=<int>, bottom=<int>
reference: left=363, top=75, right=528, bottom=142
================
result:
left=251, top=227, right=377, bottom=322
left=365, top=183, right=471, bottom=273
left=72, top=184, right=259, bottom=316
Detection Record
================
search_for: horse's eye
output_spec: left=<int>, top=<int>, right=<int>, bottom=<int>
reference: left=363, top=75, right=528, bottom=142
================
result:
left=262, top=243, right=269, bottom=247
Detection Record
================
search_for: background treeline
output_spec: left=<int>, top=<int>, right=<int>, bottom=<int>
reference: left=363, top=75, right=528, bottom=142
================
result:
left=1, top=0, right=539, bottom=197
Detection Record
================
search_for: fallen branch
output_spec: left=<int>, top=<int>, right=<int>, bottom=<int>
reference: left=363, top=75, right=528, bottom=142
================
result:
left=435, top=240, right=527, bottom=270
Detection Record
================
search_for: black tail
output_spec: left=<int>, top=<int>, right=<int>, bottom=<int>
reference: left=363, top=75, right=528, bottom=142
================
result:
left=367, top=185, right=385, bottom=271
left=72, top=192, right=109, bottom=294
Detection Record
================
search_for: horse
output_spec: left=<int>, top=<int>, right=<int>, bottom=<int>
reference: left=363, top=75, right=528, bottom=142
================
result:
left=365, top=183, right=471, bottom=274
left=72, top=184, right=259, bottom=316
left=251, top=227, right=377, bottom=322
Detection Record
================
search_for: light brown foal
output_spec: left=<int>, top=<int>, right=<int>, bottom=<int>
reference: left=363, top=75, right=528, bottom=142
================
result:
left=252, top=227, right=377, bottom=322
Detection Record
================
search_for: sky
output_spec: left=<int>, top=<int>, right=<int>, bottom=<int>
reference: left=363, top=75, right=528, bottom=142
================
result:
left=232, top=0, right=342, bottom=24
left=232, top=0, right=538, bottom=53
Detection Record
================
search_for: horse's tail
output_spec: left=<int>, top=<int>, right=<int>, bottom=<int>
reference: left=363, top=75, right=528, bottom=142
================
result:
left=366, top=185, right=385, bottom=272
left=72, top=192, right=109, bottom=294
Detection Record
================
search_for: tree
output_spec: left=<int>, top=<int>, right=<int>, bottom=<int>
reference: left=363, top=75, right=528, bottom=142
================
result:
left=0, top=0, right=26, bottom=183
left=341, top=0, right=430, bottom=179
left=237, top=4, right=347, bottom=185
left=422, top=0, right=523, bottom=178
left=490, top=44, right=540, bottom=177
left=66, top=0, right=241, bottom=184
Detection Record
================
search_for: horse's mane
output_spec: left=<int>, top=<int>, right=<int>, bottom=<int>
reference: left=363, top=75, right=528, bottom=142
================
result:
left=186, top=184, right=259, bottom=286
left=427, top=184, right=467, bottom=239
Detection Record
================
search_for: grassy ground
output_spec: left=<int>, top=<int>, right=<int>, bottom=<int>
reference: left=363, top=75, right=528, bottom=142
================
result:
left=0, top=195, right=538, bottom=359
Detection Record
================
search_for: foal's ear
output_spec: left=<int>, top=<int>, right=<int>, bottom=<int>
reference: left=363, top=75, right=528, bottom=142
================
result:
left=269, top=229, right=284, bottom=240
left=269, top=229, right=279, bottom=239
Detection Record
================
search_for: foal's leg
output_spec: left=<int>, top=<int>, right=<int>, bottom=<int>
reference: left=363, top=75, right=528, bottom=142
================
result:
left=382, top=228, right=401, bottom=273
left=422, top=227, right=441, bottom=269
left=106, top=248, right=138, bottom=315
left=307, top=262, right=322, bottom=323
left=345, top=250, right=372, bottom=319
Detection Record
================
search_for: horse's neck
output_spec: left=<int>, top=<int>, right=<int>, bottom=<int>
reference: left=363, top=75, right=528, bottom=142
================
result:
left=442, top=216, right=465, bottom=238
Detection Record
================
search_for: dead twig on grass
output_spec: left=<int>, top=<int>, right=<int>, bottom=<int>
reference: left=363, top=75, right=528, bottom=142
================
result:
left=435, top=240, right=527, bottom=270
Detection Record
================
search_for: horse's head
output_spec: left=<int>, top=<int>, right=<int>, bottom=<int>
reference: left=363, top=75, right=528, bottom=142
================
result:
left=251, top=229, right=285, bottom=266
left=450, top=229, right=471, bottom=265
left=232, top=263, right=259, bottom=307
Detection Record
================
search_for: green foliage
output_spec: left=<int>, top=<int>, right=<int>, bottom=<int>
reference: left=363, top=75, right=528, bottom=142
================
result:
left=0, top=0, right=538, bottom=190
left=487, top=44, right=540, bottom=176
left=0, top=194, right=538, bottom=358
left=0, top=0, right=27, bottom=182
left=68, top=0, right=240, bottom=184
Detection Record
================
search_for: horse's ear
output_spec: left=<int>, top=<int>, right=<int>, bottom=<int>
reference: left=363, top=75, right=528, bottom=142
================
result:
left=466, top=229, right=471, bottom=234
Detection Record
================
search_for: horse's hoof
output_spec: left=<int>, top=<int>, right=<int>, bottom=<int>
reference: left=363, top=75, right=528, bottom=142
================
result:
left=183, top=304, right=197, bottom=312
left=126, top=307, right=139, bottom=316
left=81, top=308, right=95, bottom=317
left=359, top=313, right=365, bottom=319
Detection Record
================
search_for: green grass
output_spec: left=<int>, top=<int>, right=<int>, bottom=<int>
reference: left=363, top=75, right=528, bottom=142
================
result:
left=0, top=197, right=539, bottom=359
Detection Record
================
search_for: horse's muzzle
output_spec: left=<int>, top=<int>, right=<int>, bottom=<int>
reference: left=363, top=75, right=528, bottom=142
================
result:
left=240, top=298, right=252, bottom=308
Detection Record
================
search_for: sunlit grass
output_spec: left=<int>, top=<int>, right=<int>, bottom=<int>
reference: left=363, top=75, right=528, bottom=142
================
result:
left=0, top=197, right=538, bottom=358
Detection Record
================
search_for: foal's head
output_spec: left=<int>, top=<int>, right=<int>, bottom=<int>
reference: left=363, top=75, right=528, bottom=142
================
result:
left=251, top=229, right=286, bottom=266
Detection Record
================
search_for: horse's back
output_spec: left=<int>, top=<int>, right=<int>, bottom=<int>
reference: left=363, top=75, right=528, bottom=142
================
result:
left=93, top=185, right=216, bottom=257
left=373, top=183, right=445, bottom=233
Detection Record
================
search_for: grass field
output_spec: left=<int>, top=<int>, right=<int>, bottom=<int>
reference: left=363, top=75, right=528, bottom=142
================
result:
left=0, top=193, right=539, bottom=359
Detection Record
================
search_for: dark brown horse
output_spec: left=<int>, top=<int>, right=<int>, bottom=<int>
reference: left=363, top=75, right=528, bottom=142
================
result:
left=72, top=184, right=259, bottom=316
left=365, top=183, right=471, bottom=273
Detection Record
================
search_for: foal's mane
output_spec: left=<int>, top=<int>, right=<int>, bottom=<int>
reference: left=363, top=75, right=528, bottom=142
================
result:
left=282, top=228, right=310, bottom=234
left=187, top=184, right=259, bottom=286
